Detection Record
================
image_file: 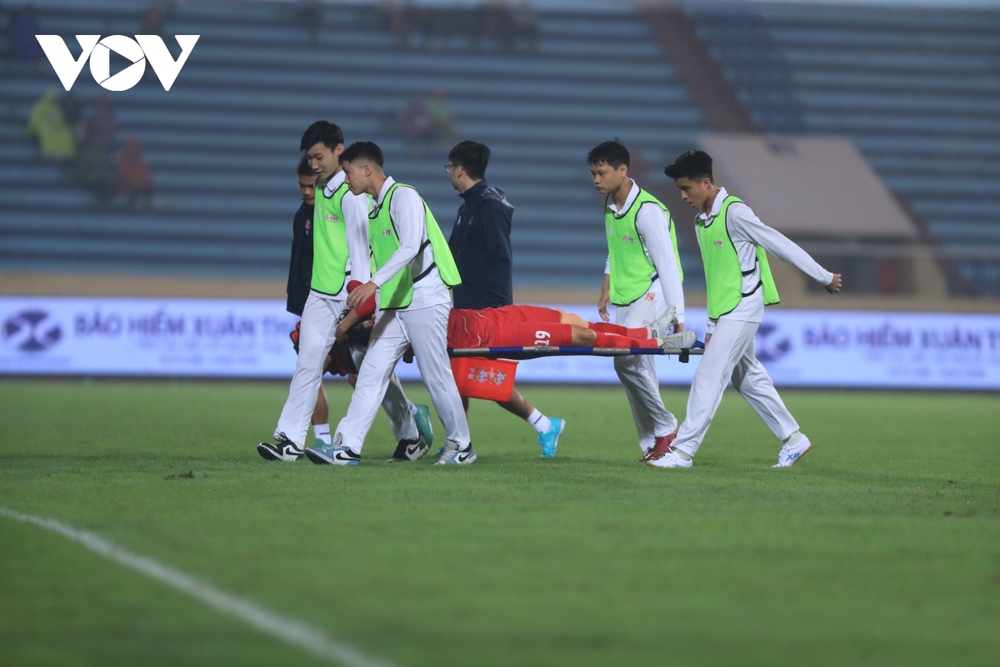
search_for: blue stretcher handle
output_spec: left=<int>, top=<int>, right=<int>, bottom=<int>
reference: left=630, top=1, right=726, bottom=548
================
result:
left=448, top=343, right=705, bottom=362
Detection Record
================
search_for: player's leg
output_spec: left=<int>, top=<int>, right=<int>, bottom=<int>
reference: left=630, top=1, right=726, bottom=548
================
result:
left=315, top=311, right=410, bottom=464
left=586, top=327, right=660, bottom=349
left=586, top=321, right=652, bottom=338
left=612, top=293, right=678, bottom=456
left=264, top=292, right=340, bottom=457
left=551, top=307, right=649, bottom=340
left=493, top=387, right=566, bottom=458
left=351, top=346, right=431, bottom=460
left=399, top=304, right=474, bottom=464
left=382, top=372, right=434, bottom=461
left=652, top=319, right=755, bottom=467
left=311, top=384, right=331, bottom=445
left=731, top=339, right=809, bottom=467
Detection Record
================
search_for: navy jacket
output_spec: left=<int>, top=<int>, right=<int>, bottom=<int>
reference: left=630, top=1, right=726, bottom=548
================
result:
left=286, top=201, right=314, bottom=316
left=448, top=180, right=514, bottom=309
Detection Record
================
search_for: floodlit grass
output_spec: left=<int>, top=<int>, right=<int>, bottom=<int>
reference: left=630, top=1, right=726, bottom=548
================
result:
left=1, top=379, right=998, bottom=667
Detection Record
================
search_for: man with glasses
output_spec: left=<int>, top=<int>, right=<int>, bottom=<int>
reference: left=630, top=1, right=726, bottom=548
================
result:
left=445, top=140, right=566, bottom=458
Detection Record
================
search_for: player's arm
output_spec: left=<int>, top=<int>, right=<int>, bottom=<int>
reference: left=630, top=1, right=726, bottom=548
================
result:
left=342, top=192, right=373, bottom=285
left=335, top=307, right=361, bottom=342
left=636, top=203, right=686, bottom=331
left=731, top=203, right=841, bottom=292
left=598, top=259, right=611, bottom=322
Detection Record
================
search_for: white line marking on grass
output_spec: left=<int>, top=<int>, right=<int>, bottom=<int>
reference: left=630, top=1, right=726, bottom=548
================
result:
left=0, top=507, right=396, bottom=667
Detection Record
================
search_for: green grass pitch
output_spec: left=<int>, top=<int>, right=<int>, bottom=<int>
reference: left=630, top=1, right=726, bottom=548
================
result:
left=1, top=378, right=998, bottom=667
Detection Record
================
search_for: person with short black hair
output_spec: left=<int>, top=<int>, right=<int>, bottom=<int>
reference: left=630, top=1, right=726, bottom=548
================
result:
left=259, top=124, right=433, bottom=464
left=588, top=139, right=687, bottom=462
left=446, top=140, right=566, bottom=457
left=648, top=150, right=842, bottom=469
left=283, top=156, right=333, bottom=445
left=305, top=141, right=475, bottom=466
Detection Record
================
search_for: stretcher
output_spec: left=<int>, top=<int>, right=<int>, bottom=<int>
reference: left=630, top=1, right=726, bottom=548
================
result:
left=448, top=344, right=705, bottom=362
left=444, top=343, right=705, bottom=400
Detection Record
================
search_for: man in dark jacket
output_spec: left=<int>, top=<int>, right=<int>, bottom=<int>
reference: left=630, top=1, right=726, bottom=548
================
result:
left=287, top=156, right=317, bottom=316
left=446, top=141, right=565, bottom=458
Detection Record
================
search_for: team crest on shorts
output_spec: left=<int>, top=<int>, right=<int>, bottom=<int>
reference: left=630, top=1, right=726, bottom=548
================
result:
left=645, top=292, right=655, bottom=301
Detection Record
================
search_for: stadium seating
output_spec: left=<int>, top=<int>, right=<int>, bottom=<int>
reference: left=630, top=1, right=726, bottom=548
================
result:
left=0, top=1, right=707, bottom=287
left=685, top=1, right=1000, bottom=296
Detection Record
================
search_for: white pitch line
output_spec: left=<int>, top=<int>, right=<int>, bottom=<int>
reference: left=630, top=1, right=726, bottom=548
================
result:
left=0, top=507, right=396, bottom=667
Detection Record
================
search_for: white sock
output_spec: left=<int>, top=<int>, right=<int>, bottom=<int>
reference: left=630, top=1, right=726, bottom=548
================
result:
left=313, top=424, right=331, bottom=444
left=409, top=403, right=418, bottom=415
left=527, top=409, right=551, bottom=434
left=783, top=431, right=804, bottom=447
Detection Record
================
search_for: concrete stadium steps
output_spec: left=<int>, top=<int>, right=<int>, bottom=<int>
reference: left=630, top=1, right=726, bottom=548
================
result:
left=686, top=1, right=1000, bottom=295
left=2, top=1, right=706, bottom=285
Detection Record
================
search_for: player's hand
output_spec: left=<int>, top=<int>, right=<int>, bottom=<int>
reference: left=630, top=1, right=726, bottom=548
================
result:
left=674, top=322, right=685, bottom=333
left=334, top=321, right=349, bottom=343
left=825, top=274, right=842, bottom=294
left=347, top=280, right=377, bottom=310
left=597, top=291, right=610, bottom=322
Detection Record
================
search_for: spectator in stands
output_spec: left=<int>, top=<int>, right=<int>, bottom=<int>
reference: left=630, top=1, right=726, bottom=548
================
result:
left=511, top=0, right=539, bottom=52
left=87, top=94, right=117, bottom=151
left=139, top=3, right=166, bottom=40
left=116, top=135, right=154, bottom=210
left=59, top=92, right=86, bottom=143
left=425, top=88, right=459, bottom=143
left=25, top=88, right=75, bottom=162
left=477, top=0, right=515, bottom=51
left=396, top=94, right=434, bottom=152
left=72, top=136, right=117, bottom=210
left=397, top=89, right=459, bottom=153
left=294, top=0, right=322, bottom=46
left=7, top=4, right=45, bottom=72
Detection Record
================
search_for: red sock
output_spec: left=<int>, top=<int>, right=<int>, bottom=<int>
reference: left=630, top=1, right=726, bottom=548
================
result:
left=589, top=322, right=649, bottom=338
left=593, top=332, right=658, bottom=349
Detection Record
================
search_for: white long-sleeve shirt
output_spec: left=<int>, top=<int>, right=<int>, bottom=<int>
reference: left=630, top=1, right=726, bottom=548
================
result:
left=322, top=169, right=372, bottom=288
left=604, top=180, right=686, bottom=325
left=370, top=177, right=450, bottom=309
left=698, top=187, right=834, bottom=333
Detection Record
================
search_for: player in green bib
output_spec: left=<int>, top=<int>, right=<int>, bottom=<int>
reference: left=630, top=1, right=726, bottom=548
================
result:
left=649, top=150, right=842, bottom=470
left=305, top=141, right=475, bottom=467
left=588, top=140, right=691, bottom=462
left=258, top=122, right=433, bottom=464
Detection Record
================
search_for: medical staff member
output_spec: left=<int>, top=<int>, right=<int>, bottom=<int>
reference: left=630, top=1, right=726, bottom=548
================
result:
left=446, top=140, right=565, bottom=458
left=307, top=141, right=476, bottom=466
left=258, top=123, right=429, bottom=463
left=649, top=150, right=842, bottom=469
left=589, top=140, right=687, bottom=462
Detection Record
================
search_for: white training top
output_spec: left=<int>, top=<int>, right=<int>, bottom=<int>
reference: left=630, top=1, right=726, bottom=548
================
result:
left=604, top=180, right=686, bottom=325
left=370, top=177, right=450, bottom=310
left=323, top=169, right=373, bottom=287
left=697, top=187, right=834, bottom=333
